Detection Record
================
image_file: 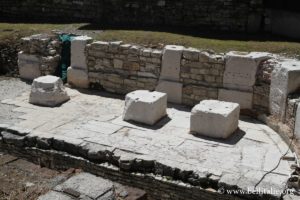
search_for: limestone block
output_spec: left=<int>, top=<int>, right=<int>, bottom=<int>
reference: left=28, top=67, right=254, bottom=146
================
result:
left=156, top=80, right=182, bottom=104
left=71, top=36, right=93, bottom=70
left=123, top=90, right=167, bottom=125
left=190, top=100, right=240, bottom=139
left=18, top=52, right=41, bottom=80
left=223, top=51, right=272, bottom=91
left=294, top=105, right=300, bottom=140
left=270, top=59, right=300, bottom=121
left=218, top=89, right=253, bottom=109
left=67, top=67, right=89, bottom=89
left=161, top=45, right=184, bottom=81
left=29, top=75, right=70, bottom=107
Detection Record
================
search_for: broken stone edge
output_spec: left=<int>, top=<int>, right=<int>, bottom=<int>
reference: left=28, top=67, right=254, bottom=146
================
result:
left=0, top=128, right=287, bottom=200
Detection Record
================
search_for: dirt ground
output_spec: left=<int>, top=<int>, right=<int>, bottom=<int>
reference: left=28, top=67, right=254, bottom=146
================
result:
left=0, top=152, right=77, bottom=200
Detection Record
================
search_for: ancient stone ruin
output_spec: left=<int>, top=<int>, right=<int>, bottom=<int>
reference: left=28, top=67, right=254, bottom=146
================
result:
left=1, top=32, right=300, bottom=199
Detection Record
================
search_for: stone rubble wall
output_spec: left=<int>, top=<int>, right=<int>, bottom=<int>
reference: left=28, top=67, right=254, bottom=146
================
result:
left=253, top=58, right=277, bottom=114
left=86, top=41, right=275, bottom=115
left=19, top=34, right=61, bottom=78
left=87, top=42, right=162, bottom=94
left=180, top=49, right=225, bottom=106
left=0, top=0, right=263, bottom=32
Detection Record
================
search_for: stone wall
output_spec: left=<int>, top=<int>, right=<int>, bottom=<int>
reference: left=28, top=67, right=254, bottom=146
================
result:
left=85, top=41, right=275, bottom=114
left=181, top=49, right=225, bottom=105
left=0, top=0, right=263, bottom=32
left=87, top=42, right=162, bottom=94
left=253, top=58, right=276, bottom=114
left=18, top=34, right=61, bottom=80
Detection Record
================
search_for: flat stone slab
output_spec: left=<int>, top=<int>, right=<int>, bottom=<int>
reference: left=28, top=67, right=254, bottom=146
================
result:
left=123, top=90, right=167, bottom=125
left=191, top=100, right=240, bottom=139
left=67, top=67, right=89, bottom=89
left=71, top=35, right=93, bottom=70
left=223, top=51, right=271, bottom=91
left=38, top=191, right=74, bottom=200
left=0, top=81, right=295, bottom=199
left=218, top=89, right=253, bottom=109
left=156, top=80, right=182, bottom=104
left=160, top=45, right=184, bottom=81
left=54, top=173, right=114, bottom=199
left=18, top=52, right=41, bottom=80
left=29, top=75, right=70, bottom=107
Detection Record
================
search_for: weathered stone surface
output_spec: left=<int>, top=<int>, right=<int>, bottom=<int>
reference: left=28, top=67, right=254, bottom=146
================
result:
left=71, top=36, right=92, bottom=70
left=67, top=67, right=89, bottom=89
left=218, top=89, right=253, bottom=109
left=54, top=173, right=114, bottom=199
left=223, top=51, right=271, bottom=91
left=18, top=52, right=41, bottom=80
left=29, top=75, right=70, bottom=107
left=190, top=100, right=240, bottom=139
left=123, top=90, right=167, bottom=125
left=294, top=104, right=300, bottom=140
left=270, top=59, right=300, bottom=121
left=38, top=191, right=75, bottom=200
left=161, top=45, right=184, bottom=81
left=156, top=80, right=182, bottom=104
left=0, top=79, right=294, bottom=199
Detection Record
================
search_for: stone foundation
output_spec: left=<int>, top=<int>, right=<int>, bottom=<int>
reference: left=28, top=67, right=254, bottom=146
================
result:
left=17, top=33, right=300, bottom=163
left=18, top=34, right=61, bottom=80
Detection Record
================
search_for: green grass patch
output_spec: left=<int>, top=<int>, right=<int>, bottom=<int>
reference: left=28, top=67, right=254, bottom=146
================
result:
left=0, top=23, right=300, bottom=57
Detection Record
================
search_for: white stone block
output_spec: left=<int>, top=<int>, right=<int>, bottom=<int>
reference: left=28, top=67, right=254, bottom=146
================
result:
left=218, top=89, right=253, bottom=109
left=190, top=100, right=240, bottom=139
left=67, top=67, right=89, bottom=89
left=123, top=90, right=167, bottom=125
left=29, top=75, right=70, bottom=107
left=71, top=36, right=93, bottom=70
left=223, top=51, right=272, bottom=91
left=18, top=52, right=41, bottom=80
left=160, top=45, right=184, bottom=81
left=270, top=59, right=300, bottom=121
left=156, top=80, right=182, bottom=104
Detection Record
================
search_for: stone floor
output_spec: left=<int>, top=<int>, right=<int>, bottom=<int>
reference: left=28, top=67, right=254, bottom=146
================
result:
left=0, top=79, right=296, bottom=198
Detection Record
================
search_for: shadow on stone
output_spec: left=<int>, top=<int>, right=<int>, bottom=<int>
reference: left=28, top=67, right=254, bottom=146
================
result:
left=190, top=128, right=246, bottom=146
left=124, top=115, right=172, bottom=130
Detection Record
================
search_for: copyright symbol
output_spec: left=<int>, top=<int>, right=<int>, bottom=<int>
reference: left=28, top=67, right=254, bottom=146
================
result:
left=218, top=187, right=225, bottom=194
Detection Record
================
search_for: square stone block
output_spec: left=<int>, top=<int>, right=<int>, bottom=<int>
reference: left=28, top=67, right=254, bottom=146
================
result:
left=18, top=52, right=41, bottom=80
left=190, top=100, right=240, bottom=139
left=67, top=67, right=89, bottom=89
left=156, top=80, right=182, bottom=104
left=223, top=51, right=271, bottom=91
left=71, top=36, right=92, bottom=70
left=218, top=89, right=253, bottom=109
left=123, top=90, right=167, bottom=125
left=29, top=75, right=70, bottom=107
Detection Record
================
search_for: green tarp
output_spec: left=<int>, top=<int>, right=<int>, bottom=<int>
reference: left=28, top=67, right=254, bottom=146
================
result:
left=58, top=34, right=75, bottom=82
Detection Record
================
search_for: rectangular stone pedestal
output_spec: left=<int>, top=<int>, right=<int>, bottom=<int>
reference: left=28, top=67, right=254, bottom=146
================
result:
left=18, top=52, right=41, bottom=80
left=190, top=100, right=240, bottom=139
left=123, top=90, right=167, bottom=125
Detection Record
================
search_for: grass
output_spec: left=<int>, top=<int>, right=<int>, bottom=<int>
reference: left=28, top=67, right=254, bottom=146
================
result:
left=0, top=23, right=300, bottom=57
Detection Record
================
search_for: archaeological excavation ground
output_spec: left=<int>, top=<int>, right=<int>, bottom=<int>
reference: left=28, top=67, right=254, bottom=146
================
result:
left=1, top=0, right=300, bottom=200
